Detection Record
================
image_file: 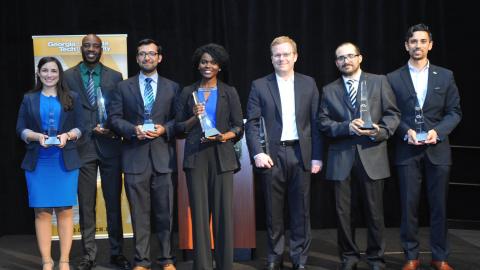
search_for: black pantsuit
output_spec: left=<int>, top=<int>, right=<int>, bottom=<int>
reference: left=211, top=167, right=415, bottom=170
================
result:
left=185, top=145, right=234, bottom=270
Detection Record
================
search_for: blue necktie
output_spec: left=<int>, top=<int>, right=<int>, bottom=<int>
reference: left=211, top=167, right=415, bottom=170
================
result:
left=144, top=78, right=154, bottom=110
left=347, top=79, right=357, bottom=108
left=86, top=70, right=96, bottom=106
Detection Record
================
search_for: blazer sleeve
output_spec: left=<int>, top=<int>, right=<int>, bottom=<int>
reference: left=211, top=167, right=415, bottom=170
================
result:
left=318, top=87, right=352, bottom=138
left=72, top=93, right=86, bottom=136
left=163, top=82, right=180, bottom=141
left=245, top=81, right=264, bottom=157
left=310, top=81, right=323, bottom=160
left=109, top=83, right=137, bottom=139
left=227, top=86, right=244, bottom=141
left=16, top=95, right=30, bottom=138
left=433, top=71, right=462, bottom=140
left=371, top=76, right=400, bottom=142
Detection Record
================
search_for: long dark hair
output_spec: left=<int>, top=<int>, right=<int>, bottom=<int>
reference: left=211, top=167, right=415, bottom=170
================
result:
left=33, top=56, right=73, bottom=111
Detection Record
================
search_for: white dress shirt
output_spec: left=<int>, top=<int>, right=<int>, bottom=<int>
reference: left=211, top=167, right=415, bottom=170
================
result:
left=408, top=61, right=429, bottom=108
left=276, top=73, right=298, bottom=141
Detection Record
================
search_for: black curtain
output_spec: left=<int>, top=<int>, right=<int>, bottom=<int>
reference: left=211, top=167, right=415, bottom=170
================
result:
left=1, top=0, right=477, bottom=236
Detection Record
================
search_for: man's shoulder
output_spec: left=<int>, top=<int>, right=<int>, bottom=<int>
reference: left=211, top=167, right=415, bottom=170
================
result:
left=429, top=64, right=453, bottom=76
left=64, top=63, right=81, bottom=76
left=386, top=65, right=407, bottom=78
left=252, top=73, right=275, bottom=84
left=158, top=75, right=179, bottom=88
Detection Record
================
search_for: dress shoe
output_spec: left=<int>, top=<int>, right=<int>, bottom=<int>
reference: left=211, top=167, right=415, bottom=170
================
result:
left=110, top=255, right=131, bottom=270
left=402, top=260, right=420, bottom=270
left=265, top=261, right=283, bottom=270
left=163, top=263, right=176, bottom=270
left=431, top=261, right=454, bottom=270
left=293, top=264, right=306, bottom=270
left=76, top=258, right=95, bottom=270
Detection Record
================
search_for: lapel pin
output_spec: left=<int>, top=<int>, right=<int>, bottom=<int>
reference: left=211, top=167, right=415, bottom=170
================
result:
left=433, top=71, right=438, bottom=75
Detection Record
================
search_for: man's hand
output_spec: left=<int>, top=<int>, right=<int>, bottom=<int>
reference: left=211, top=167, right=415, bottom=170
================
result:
left=135, top=125, right=147, bottom=140
left=407, top=129, right=425, bottom=145
left=145, top=124, right=166, bottom=139
left=311, top=160, right=323, bottom=174
left=254, top=153, right=274, bottom=169
left=93, top=124, right=116, bottom=138
left=424, top=129, right=438, bottom=145
left=350, top=119, right=380, bottom=137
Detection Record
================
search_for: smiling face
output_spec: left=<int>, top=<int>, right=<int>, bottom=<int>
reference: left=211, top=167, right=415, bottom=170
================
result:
left=335, top=43, right=362, bottom=77
left=38, top=61, right=60, bottom=88
left=405, top=30, right=433, bottom=61
left=81, top=34, right=102, bottom=66
left=271, top=42, right=297, bottom=76
left=198, top=52, right=220, bottom=80
left=136, top=43, right=162, bottom=75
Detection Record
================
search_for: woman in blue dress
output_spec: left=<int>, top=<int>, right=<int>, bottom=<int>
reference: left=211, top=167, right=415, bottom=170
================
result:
left=16, top=56, right=84, bottom=270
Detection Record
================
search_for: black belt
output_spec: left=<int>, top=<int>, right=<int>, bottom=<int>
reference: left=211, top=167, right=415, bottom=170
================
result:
left=280, top=140, right=299, bottom=146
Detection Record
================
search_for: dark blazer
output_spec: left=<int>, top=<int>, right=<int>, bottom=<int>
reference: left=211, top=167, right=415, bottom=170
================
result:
left=16, top=91, right=85, bottom=171
left=387, top=64, right=462, bottom=165
left=319, top=72, right=400, bottom=181
left=175, top=81, right=244, bottom=172
left=64, top=63, right=123, bottom=159
left=245, top=72, right=322, bottom=171
left=109, top=74, right=179, bottom=174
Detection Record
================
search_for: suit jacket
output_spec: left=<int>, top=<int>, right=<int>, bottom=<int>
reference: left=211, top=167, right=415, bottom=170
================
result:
left=64, top=63, right=123, bottom=159
left=387, top=64, right=462, bottom=165
left=319, top=72, right=400, bottom=181
left=16, top=91, right=85, bottom=171
left=175, top=81, right=244, bottom=172
left=245, top=72, right=323, bottom=172
left=109, top=74, right=179, bottom=174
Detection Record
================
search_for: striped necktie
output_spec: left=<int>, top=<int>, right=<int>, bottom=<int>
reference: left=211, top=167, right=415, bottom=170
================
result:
left=86, top=70, right=96, bottom=106
left=144, top=77, right=154, bottom=110
left=347, top=79, right=357, bottom=108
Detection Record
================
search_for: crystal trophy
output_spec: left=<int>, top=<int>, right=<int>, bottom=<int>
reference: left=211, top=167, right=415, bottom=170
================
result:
left=45, top=111, right=60, bottom=145
left=359, top=80, right=375, bottom=130
left=192, top=90, right=220, bottom=137
left=143, top=108, right=155, bottom=132
left=96, top=87, right=107, bottom=128
left=414, top=106, right=428, bottom=142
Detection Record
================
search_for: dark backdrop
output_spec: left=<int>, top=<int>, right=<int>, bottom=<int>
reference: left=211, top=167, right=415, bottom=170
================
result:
left=1, top=0, right=478, bottom=236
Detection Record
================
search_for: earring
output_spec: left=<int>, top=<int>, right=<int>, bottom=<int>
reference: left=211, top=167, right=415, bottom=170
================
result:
left=219, top=68, right=222, bottom=71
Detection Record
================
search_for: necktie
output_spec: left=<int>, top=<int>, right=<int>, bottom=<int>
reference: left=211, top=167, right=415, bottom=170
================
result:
left=347, top=79, right=357, bottom=108
left=144, top=77, right=154, bottom=110
left=86, top=70, right=96, bottom=106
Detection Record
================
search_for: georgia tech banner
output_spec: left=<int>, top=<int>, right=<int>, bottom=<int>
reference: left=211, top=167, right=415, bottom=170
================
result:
left=32, top=34, right=132, bottom=239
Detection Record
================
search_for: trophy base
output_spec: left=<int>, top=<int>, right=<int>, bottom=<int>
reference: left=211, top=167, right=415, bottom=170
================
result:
left=45, top=137, right=61, bottom=146
left=204, top=128, right=220, bottom=137
left=359, top=123, right=375, bottom=130
left=416, top=132, right=428, bottom=142
left=142, top=123, right=156, bottom=132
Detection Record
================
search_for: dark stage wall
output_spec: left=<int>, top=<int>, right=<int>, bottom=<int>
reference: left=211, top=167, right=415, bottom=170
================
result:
left=1, top=0, right=478, bottom=236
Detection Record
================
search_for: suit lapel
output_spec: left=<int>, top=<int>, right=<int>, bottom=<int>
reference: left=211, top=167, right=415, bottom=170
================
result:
left=73, top=65, right=93, bottom=109
left=399, top=65, right=417, bottom=99
left=293, top=73, right=302, bottom=122
left=215, top=82, right=227, bottom=124
left=423, top=65, right=438, bottom=108
left=267, top=73, right=282, bottom=117
left=129, top=75, right=145, bottom=115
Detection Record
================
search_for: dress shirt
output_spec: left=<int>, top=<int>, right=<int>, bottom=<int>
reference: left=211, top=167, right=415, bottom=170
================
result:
left=139, top=72, right=158, bottom=105
left=276, top=73, right=298, bottom=141
left=408, top=61, right=429, bottom=108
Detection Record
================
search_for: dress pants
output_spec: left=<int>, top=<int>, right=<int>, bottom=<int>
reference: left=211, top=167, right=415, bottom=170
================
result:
left=261, top=143, right=311, bottom=265
left=397, top=152, right=450, bottom=260
left=124, top=158, right=175, bottom=268
left=78, top=142, right=123, bottom=260
left=185, top=144, right=233, bottom=270
left=334, top=151, right=385, bottom=267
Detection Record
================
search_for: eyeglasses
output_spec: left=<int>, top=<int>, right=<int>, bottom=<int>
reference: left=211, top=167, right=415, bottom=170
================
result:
left=272, top=52, right=293, bottom=59
left=137, top=51, right=159, bottom=58
left=336, top=54, right=359, bottom=62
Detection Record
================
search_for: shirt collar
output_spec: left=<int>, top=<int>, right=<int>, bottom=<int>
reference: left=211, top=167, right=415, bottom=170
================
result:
left=408, top=60, right=430, bottom=73
left=342, top=70, right=362, bottom=84
left=275, top=73, right=295, bottom=83
left=139, top=71, right=158, bottom=84
left=80, top=62, right=102, bottom=75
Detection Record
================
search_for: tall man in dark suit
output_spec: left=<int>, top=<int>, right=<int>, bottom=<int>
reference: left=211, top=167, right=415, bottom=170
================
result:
left=109, top=39, right=179, bottom=270
left=319, top=42, right=400, bottom=270
left=387, top=24, right=461, bottom=270
left=63, top=34, right=130, bottom=270
left=245, top=36, right=323, bottom=270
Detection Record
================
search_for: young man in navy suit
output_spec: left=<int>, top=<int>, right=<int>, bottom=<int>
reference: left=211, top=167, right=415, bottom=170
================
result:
left=63, top=34, right=129, bottom=270
left=387, top=23, right=462, bottom=270
left=246, top=36, right=323, bottom=270
left=109, top=39, right=179, bottom=270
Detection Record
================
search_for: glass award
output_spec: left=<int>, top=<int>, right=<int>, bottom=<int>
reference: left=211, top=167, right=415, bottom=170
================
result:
left=192, top=90, right=220, bottom=137
left=96, top=87, right=107, bottom=128
left=414, top=106, right=428, bottom=142
left=45, top=111, right=60, bottom=145
left=359, top=80, right=375, bottom=130
left=143, top=109, right=155, bottom=132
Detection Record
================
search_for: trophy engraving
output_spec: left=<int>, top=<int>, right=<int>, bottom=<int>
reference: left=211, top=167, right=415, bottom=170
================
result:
left=45, top=111, right=60, bottom=145
left=359, top=80, right=374, bottom=130
left=414, top=106, right=427, bottom=142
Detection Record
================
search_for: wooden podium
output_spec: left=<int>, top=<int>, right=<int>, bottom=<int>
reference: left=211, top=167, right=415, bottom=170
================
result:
left=176, top=135, right=256, bottom=260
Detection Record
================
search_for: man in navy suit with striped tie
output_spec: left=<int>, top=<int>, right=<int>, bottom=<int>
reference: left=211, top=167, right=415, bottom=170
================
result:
left=109, top=39, right=179, bottom=270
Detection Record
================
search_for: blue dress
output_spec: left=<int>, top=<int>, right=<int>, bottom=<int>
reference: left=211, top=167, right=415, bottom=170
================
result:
left=25, top=94, right=79, bottom=207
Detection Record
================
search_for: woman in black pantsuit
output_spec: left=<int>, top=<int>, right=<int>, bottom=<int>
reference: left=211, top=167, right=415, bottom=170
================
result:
left=176, top=43, right=243, bottom=270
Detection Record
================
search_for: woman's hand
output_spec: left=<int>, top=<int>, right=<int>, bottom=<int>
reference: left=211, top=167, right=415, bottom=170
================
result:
left=57, top=133, right=69, bottom=148
left=37, top=133, right=49, bottom=147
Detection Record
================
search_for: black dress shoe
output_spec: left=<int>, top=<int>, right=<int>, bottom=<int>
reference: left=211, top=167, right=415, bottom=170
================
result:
left=293, top=264, right=306, bottom=270
left=110, top=255, right=132, bottom=270
left=76, top=258, right=95, bottom=270
left=265, top=262, right=283, bottom=270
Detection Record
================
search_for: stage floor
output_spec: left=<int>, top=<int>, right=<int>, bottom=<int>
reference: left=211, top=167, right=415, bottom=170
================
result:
left=1, top=228, right=479, bottom=270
